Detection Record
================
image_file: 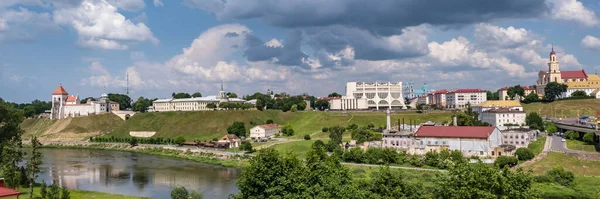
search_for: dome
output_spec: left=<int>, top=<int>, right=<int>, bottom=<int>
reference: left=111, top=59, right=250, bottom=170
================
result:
left=101, top=93, right=108, bottom=98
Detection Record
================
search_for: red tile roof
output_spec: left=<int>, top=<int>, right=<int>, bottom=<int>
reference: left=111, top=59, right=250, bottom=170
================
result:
left=431, top=89, right=448, bottom=94
left=66, top=96, right=77, bottom=102
left=52, top=85, right=68, bottom=95
left=414, top=126, right=496, bottom=139
left=447, top=89, right=485, bottom=93
left=0, top=187, right=21, bottom=197
left=318, top=97, right=341, bottom=101
left=561, top=70, right=587, bottom=79
left=498, top=86, right=535, bottom=91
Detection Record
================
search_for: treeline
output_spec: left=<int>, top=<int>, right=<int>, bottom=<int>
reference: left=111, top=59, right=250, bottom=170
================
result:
left=243, top=92, right=315, bottom=112
left=0, top=98, right=51, bottom=118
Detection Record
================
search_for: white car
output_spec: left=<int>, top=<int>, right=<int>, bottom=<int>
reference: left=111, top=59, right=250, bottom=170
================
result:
left=561, top=138, right=566, bottom=142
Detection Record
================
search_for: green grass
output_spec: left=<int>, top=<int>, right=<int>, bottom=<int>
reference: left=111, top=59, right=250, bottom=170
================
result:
left=20, top=118, right=57, bottom=136
left=522, top=99, right=600, bottom=118
left=535, top=177, right=600, bottom=199
left=528, top=136, right=546, bottom=155
left=62, top=113, right=125, bottom=133
left=271, top=140, right=317, bottom=159
left=18, top=186, right=147, bottom=199
left=526, top=152, right=600, bottom=176
left=566, top=139, right=597, bottom=152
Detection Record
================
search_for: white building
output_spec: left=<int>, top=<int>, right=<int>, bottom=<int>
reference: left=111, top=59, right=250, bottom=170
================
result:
left=445, top=89, right=487, bottom=109
left=330, top=81, right=406, bottom=110
left=249, top=124, right=282, bottom=140
left=480, top=108, right=526, bottom=127
left=472, top=100, right=523, bottom=120
left=501, top=128, right=537, bottom=149
left=152, top=82, right=251, bottom=112
left=51, top=85, right=119, bottom=120
left=498, top=86, right=536, bottom=100
left=411, top=126, right=506, bottom=158
left=417, top=95, right=429, bottom=105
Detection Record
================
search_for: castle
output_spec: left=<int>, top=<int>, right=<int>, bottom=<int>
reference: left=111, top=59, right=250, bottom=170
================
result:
left=50, top=85, right=119, bottom=119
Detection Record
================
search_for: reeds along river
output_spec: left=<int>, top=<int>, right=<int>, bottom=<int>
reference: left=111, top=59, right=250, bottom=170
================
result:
left=30, top=148, right=240, bottom=198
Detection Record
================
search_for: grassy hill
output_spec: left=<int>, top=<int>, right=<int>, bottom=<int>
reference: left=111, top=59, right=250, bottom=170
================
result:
left=522, top=99, right=600, bottom=118
left=21, top=113, right=125, bottom=141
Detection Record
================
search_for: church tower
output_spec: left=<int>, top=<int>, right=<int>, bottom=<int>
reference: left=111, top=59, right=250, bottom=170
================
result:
left=548, top=46, right=562, bottom=83
left=51, top=85, right=69, bottom=120
left=218, top=80, right=229, bottom=103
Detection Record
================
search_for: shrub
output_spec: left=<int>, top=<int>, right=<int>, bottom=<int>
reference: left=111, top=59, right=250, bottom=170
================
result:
left=40, top=180, right=48, bottom=198
left=408, top=154, right=423, bottom=167
left=564, top=131, right=579, bottom=140
left=189, top=190, right=203, bottom=199
left=171, top=186, right=189, bottom=199
left=494, top=156, right=518, bottom=168
left=282, top=124, right=295, bottom=136
left=174, top=136, right=186, bottom=146
left=322, top=127, right=329, bottom=132
left=546, top=167, right=574, bottom=187
left=240, top=141, right=253, bottom=151
left=424, top=151, right=440, bottom=167
left=129, top=136, right=138, bottom=146
left=583, top=132, right=595, bottom=144
left=313, top=140, right=326, bottom=149
left=515, top=148, right=535, bottom=161
left=266, top=119, right=274, bottom=124
left=304, top=134, right=311, bottom=140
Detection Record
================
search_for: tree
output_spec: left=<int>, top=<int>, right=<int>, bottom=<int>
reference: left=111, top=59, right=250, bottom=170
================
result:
left=0, top=100, right=24, bottom=189
left=60, top=187, right=70, bottom=199
left=512, top=85, right=525, bottom=99
left=416, top=104, right=423, bottom=111
left=304, top=134, right=311, bottom=140
left=327, top=126, right=345, bottom=152
left=48, top=181, right=60, bottom=199
left=107, top=93, right=132, bottom=110
left=291, top=104, right=298, bottom=112
left=174, top=136, right=186, bottom=146
left=564, top=131, right=580, bottom=140
left=571, top=90, right=588, bottom=98
left=206, top=103, right=217, bottom=109
left=351, top=128, right=376, bottom=144
left=172, top=92, right=192, bottom=99
left=282, top=124, right=295, bottom=136
left=239, top=141, right=253, bottom=151
left=495, top=156, right=518, bottom=168
left=507, top=87, right=516, bottom=100
left=227, top=121, right=246, bottom=137
left=132, top=97, right=152, bottom=112
left=40, top=180, right=48, bottom=199
left=583, top=132, right=595, bottom=144
left=523, top=92, right=539, bottom=103
left=359, top=166, right=424, bottom=199
left=546, top=167, right=574, bottom=187
left=191, top=92, right=202, bottom=98
left=515, top=148, right=535, bottom=161
left=314, top=99, right=329, bottom=111
left=486, top=90, right=499, bottom=100
left=545, top=123, right=558, bottom=135
left=526, top=112, right=544, bottom=131
left=23, top=105, right=36, bottom=118
left=226, top=92, right=238, bottom=98
left=171, top=186, right=189, bottom=199
left=27, top=136, right=43, bottom=199
left=265, top=119, right=274, bottom=124
left=189, top=190, right=203, bottom=199
left=129, top=136, right=138, bottom=146
left=544, top=82, right=568, bottom=101
left=328, top=92, right=342, bottom=97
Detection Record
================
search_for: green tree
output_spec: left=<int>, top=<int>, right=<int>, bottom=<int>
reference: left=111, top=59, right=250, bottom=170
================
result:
left=544, top=82, right=568, bottom=101
left=129, top=136, right=138, bottom=146
left=512, top=85, right=525, bottom=99
left=583, top=132, right=595, bottom=144
left=23, top=105, right=36, bottom=118
left=507, top=87, right=516, bottom=100
left=416, top=104, right=423, bottom=111
left=132, top=97, right=152, bottom=112
left=486, top=90, right=499, bottom=100
left=108, top=93, right=132, bottom=110
left=239, top=141, right=253, bottom=151
left=171, top=186, right=189, bottom=199
left=314, top=99, right=330, bottom=111
left=515, top=148, right=535, bottom=161
left=60, top=187, right=70, bottom=199
left=172, top=92, right=192, bottom=99
left=571, top=90, right=588, bottom=98
left=545, top=123, right=558, bottom=135
left=206, top=103, right=217, bottom=109
left=0, top=99, right=24, bottom=189
left=226, top=92, right=238, bottom=98
left=526, top=112, right=544, bottom=131
left=191, top=92, right=202, bottom=98
left=174, top=136, right=186, bottom=146
left=48, top=181, right=60, bottom=199
left=351, top=128, right=376, bottom=144
left=189, top=190, right=203, bottom=199
left=265, top=119, right=274, bottom=124
left=546, top=167, right=574, bottom=187
left=290, top=104, right=298, bottom=112
left=523, top=92, right=539, bottom=103
left=328, top=92, right=342, bottom=97
left=27, top=136, right=43, bottom=199
left=495, top=156, right=518, bottom=168
left=359, top=166, right=424, bottom=199
left=40, top=180, right=48, bottom=198
left=304, top=134, right=311, bottom=140
left=327, top=126, right=345, bottom=152
left=227, top=121, right=246, bottom=137
left=282, top=123, right=295, bottom=136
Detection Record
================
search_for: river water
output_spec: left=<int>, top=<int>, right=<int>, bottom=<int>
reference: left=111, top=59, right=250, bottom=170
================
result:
left=35, top=148, right=240, bottom=199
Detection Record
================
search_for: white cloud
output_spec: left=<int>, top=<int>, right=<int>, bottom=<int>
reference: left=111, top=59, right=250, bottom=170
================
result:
left=106, top=0, right=145, bottom=12
left=265, top=38, right=282, bottom=48
left=581, top=35, right=600, bottom=50
left=475, top=23, right=538, bottom=48
left=154, top=0, right=164, bottom=7
left=0, top=8, right=59, bottom=42
left=547, top=0, right=599, bottom=27
left=79, top=38, right=128, bottom=50
left=53, top=0, right=158, bottom=50
left=0, top=19, right=6, bottom=31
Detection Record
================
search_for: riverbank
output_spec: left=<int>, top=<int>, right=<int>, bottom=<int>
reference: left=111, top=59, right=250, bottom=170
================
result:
left=18, top=187, right=147, bottom=199
left=38, top=143, right=250, bottom=168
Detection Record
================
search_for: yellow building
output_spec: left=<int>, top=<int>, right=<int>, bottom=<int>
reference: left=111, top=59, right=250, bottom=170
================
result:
left=562, top=74, right=600, bottom=98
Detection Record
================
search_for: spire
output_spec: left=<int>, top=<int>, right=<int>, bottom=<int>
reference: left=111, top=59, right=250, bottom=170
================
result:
left=220, top=79, right=224, bottom=91
left=550, top=44, right=555, bottom=55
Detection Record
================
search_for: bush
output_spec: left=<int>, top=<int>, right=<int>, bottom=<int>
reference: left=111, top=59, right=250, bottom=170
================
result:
left=583, top=132, right=595, bottom=144
left=564, top=131, right=579, bottom=140
left=240, top=141, right=253, bottom=151
left=189, top=190, right=203, bottom=199
left=313, top=140, right=326, bottom=149
left=515, top=148, right=535, bottom=161
left=129, top=136, right=138, bottom=146
left=282, top=124, right=295, bottom=136
left=322, top=127, right=329, bottom=132
left=494, top=156, right=518, bottom=168
left=266, top=119, right=274, bottom=124
left=303, top=134, right=311, bottom=140
left=546, top=167, right=574, bottom=187
left=174, top=136, right=186, bottom=146
left=171, top=186, right=189, bottom=199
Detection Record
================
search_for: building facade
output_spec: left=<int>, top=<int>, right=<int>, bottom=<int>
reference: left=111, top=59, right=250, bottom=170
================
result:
left=249, top=124, right=282, bottom=140
left=50, top=85, right=119, bottom=120
left=498, top=86, right=536, bottom=100
left=501, top=128, right=537, bottom=149
left=480, top=108, right=526, bottom=127
left=473, top=100, right=523, bottom=120
left=445, top=89, right=487, bottom=109
left=536, top=47, right=589, bottom=95
left=330, top=81, right=406, bottom=110
left=411, top=126, right=504, bottom=158
left=560, top=74, right=600, bottom=98
left=430, top=90, right=447, bottom=107
left=152, top=82, right=250, bottom=112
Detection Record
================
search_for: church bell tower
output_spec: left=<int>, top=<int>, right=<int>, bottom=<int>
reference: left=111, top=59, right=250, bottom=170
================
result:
left=548, top=46, right=562, bottom=83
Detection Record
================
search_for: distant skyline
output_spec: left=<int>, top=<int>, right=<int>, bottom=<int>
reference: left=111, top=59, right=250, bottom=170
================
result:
left=2, top=0, right=600, bottom=103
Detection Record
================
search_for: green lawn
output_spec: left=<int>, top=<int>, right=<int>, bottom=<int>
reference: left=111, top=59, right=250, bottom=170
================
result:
left=271, top=140, right=317, bottom=159
left=527, top=136, right=546, bottom=155
left=566, top=139, right=597, bottom=152
left=522, top=99, right=600, bottom=118
left=526, top=152, right=600, bottom=176
left=535, top=177, right=600, bottom=198
left=18, top=187, right=146, bottom=199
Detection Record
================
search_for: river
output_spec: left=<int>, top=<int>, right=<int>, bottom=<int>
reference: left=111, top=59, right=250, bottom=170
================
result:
left=34, top=148, right=240, bottom=199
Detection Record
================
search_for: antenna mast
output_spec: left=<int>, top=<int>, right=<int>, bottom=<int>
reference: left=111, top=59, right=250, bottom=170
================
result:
left=126, top=71, right=130, bottom=95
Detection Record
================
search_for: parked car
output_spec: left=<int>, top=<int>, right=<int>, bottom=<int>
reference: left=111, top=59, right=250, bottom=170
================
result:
left=561, top=138, right=566, bottom=142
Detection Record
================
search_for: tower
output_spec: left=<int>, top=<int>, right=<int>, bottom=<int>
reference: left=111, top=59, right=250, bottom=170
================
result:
left=218, top=79, right=229, bottom=103
left=51, top=85, right=69, bottom=120
left=548, top=46, right=562, bottom=83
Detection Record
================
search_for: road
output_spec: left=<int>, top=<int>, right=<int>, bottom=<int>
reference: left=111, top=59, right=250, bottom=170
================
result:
left=340, top=162, right=448, bottom=172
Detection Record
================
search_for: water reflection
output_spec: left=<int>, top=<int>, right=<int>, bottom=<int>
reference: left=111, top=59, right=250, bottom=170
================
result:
left=34, top=148, right=240, bottom=199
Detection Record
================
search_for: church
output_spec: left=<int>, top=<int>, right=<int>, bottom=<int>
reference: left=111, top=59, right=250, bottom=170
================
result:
left=536, top=47, right=588, bottom=96
left=50, top=85, right=120, bottom=119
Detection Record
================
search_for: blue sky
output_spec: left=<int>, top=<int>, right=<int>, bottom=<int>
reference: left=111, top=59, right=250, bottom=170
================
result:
left=2, top=0, right=600, bottom=103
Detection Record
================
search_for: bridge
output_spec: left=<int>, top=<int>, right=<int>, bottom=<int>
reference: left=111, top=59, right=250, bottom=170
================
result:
left=550, top=118, right=600, bottom=144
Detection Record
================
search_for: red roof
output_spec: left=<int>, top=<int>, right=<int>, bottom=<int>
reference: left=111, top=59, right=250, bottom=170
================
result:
left=318, top=97, right=341, bottom=101
left=560, top=70, right=587, bottom=79
left=0, top=187, right=21, bottom=197
left=414, top=126, right=496, bottom=139
left=66, top=96, right=77, bottom=102
left=52, top=85, right=68, bottom=95
left=498, top=86, right=535, bottom=91
left=447, top=89, right=485, bottom=93
left=432, top=89, right=448, bottom=94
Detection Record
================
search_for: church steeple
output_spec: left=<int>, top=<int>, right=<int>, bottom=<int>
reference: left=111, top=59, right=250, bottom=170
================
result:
left=547, top=46, right=562, bottom=83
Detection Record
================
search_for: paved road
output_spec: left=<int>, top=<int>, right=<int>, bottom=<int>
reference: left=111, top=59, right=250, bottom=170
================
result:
left=341, top=162, right=448, bottom=172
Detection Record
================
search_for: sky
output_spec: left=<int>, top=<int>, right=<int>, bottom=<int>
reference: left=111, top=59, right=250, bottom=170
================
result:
left=2, top=0, right=600, bottom=103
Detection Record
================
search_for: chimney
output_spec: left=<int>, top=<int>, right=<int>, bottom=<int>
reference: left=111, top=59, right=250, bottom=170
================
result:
left=453, top=116, right=457, bottom=126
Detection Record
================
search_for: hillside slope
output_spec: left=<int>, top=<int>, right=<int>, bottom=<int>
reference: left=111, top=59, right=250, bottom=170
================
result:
left=522, top=99, right=600, bottom=117
left=21, top=113, right=124, bottom=141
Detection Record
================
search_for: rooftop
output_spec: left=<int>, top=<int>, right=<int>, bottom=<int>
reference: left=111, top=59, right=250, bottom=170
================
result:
left=414, top=126, right=496, bottom=139
left=255, top=124, right=282, bottom=129
left=561, top=70, right=587, bottom=79
left=474, top=100, right=522, bottom=108
left=447, top=89, right=485, bottom=93
left=52, top=85, right=69, bottom=95
left=65, top=95, right=77, bottom=102
left=483, top=108, right=525, bottom=113
left=0, top=187, right=21, bottom=197
left=498, top=86, right=535, bottom=91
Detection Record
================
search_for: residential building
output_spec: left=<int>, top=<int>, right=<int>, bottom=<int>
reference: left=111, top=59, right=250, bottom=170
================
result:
left=217, top=134, right=241, bottom=148
left=445, top=89, right=487, bottom=109
left=382, top=130, right=413, bottom=151
left=501, top=128, right=537, bottom=149
left=250, top=124, right=282, bottom=140
left=536, top=47, right=589, bottom=95
left=472, top=100, right=523, bottom=120
left=330, top=81, right=406, bottom=110
left=498, top=86, right=536, bottom=100
left=417, top=95, right=429, bottom=105
left=152, top=81, right=250, bottom=112
left=51, top=85, right=120, bottom=119
left=0, top=178, right=21, bottom=199
left=411, top=126, right=505, bottom=158
left=430, top=90, right=447, bottom=107
left=560, top=74, right=600, bottom=98
left=480, top=108, right=526, bottom=127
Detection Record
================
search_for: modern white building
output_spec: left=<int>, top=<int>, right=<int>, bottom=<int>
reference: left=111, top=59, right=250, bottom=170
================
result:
left=445, top=89, right=487, bottom=109
left=558, top=74, right=600, bottom=99
left=249, top=124, right=282, bottom=140
left=411, top=126, right=505, bottom=158
left=50, top=85, right=119, bottom=120
left=330, top=81, right=406, bottom=110
left=501, top=128, right=537, bottom=149
left=152, top=82, right=250, bottom=112
left=480, top=108, right=526, bottom=127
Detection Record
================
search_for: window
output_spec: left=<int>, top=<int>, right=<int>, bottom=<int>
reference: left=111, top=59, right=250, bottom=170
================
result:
left=499, top=152, right=502, bottom=156
left=480, top=151, right=484, bottom=155
left=492, top=151, right=495, bottom=156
